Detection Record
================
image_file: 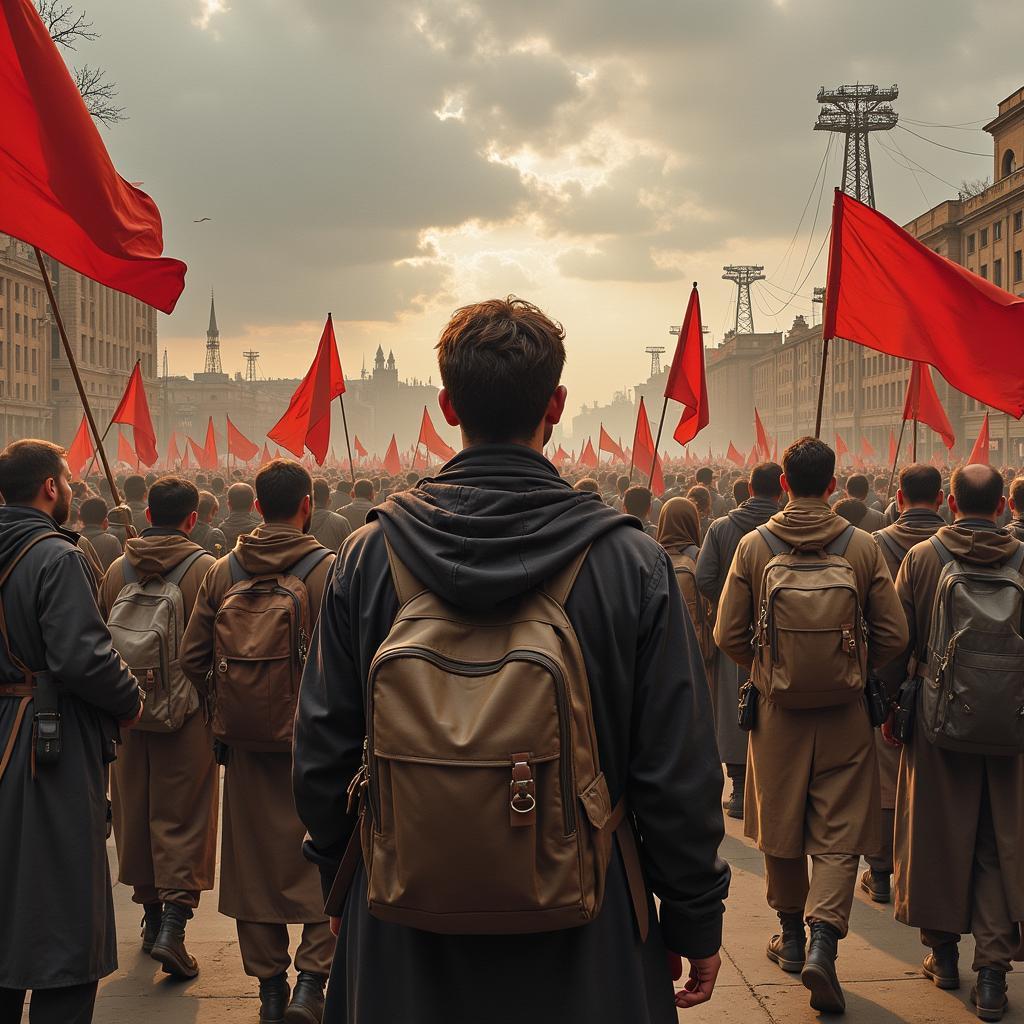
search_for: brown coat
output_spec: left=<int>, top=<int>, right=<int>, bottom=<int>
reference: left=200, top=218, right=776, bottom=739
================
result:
left=81, top=525, right=122, bottom=573
left=98, top=530, right=219, bottom=898
left=714, top=497, right=908, bottom=858
left=180, top=523, right=335, bottom=922
left=892, top=521, right=1024, bottom=933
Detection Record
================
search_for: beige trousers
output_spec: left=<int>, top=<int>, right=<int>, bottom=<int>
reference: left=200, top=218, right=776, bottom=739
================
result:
left=235, top=919, right=334, bottom=980
left=764, top=853, right=861, bottom=937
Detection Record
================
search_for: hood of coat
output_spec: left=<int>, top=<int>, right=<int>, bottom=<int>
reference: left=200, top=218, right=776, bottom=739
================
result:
left=725, top=497, right=780, bottom=535
left=935, top=520, right=1021, bottom=566
left=888, top=509, right=945, bottom=550
left=764, top=497, right=848, bottom=550
left=371, top=444, right=638, bottom=608
left=833, top=497, right=870, bottom=528
left=124, top=529, right=203, bottom=577
left=233, top=523, right=324, bottom=575
left=0, top=505, right=78, bottom=574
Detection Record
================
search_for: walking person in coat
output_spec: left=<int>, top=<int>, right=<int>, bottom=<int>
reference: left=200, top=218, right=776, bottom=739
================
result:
left=0, top=441, right=141, bottom=1024
left=310, top=478, right=352, bottom=552
left=192, top=491, right=228, bottom=557
left=293, top=296, right=730, bottom=1024
left=97, top=477, right=219, bottom=980
left=889, top=465, right=1024, bottom=1021
left=861, top=464, right=945, bottom=905
left=78, top=497, right=123, bottom=573
left=339, top=478, right=375, bottom=532
left=181, top=459, right=335, bottom=1024
left=714, top=437, right=907, bottom=1014
left=219, top=482, right=263, bottom=550
left=695, top=461, right=782, bottom=819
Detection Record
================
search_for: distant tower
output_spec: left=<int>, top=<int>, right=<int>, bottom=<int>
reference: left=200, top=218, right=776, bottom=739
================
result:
left=645, top=346, right=666, bottom=378
left=204, top=290, right=222, bottom=375
left=373, top=345, right=386, bottom=375
left=722, top=265, right=766, bottom=335
left=815, top=84, right=898, bottom=208
left=242, top=350, right=260, bottom=382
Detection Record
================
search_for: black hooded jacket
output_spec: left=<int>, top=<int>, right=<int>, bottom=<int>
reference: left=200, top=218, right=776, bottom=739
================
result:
left=293, top=445, right=729, bottom=1024
left=695, top=497, right=780, bottom=606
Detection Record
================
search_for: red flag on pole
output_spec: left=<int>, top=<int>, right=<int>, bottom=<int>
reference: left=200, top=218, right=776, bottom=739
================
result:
left=598, top=425, right=625, bottom=461
left=968, top=413, right=991, bottom=465
left=902, top=362, right=956, bottom=450
left=181, top=442, right=191, bottom=470
left=667, top=284, right=709, bottom=446
left=187, top=437, right=204, bottom=469
left=860, top=435, right=876, bottom=459
left=771, top=439, right=779, bottom=463
left=110, top=362, right=158, bottom=467
left=0, top=0, right=186, bottom=312
left=746, top=445, right=758, bottom=468
left=888, top=430, right=897, bottom=466
left=354, top=435, right=368, bottom=458
left=66, top=415, right=92, bottom=477
left=268, top=314, right=346, bottom=465
left=824, top=190, right=1024, bottom=418
left=259, top=442, right=272, bottom=467
left=631, top=398, right=664, bottom=495
left=754, top=408, right=771, bottom=461
left=383, top=435, right=402, bottom=476
left=165, top=432, right=181, bottom=469
left=412, top=449, right=428, bottom=471
left=117, top=430, right=136, bottom=467
left=417, top=407, right=456, bottom=461
left=200, top=417, right=218, bottom=470
left=552, top=445, right=569, bottom=467
left=227, top=416, right=259, bottom=462
left=726, top=442, right=745, bottom=467
left=579, top=438, right=599, bottom=469
left=834, top=433, right=849, bottom=461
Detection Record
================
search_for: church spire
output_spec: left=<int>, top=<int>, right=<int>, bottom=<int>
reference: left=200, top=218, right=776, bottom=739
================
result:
left=208, top=289, right=218, bottom=336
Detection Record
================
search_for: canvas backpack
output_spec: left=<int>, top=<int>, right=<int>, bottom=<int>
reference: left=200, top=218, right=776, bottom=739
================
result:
left=211, top=547, right=332, bottom=751
left=671, top=546, right=714, bottom=664
left=107, top=548, right=209, bottom=732
left=921, top=536, right=1024, bottom=756
left=327, top=539, right=649, bottom=939
left=752, top=523, right=867, bottom=709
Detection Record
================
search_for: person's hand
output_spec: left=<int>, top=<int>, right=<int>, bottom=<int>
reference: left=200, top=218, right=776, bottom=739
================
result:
left=330, top=916, right=341, bottom=937
left=118, top=701, right=143, bottom=731
left=675, top=952, right=721, bottom=1009
left=667, top=951, right=683, bottom=981
left=881, top=710, right=901, bottom=748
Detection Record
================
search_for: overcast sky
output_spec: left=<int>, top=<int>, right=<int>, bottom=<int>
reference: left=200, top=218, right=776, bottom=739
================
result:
left=78, top=0, right=1023, bottom=417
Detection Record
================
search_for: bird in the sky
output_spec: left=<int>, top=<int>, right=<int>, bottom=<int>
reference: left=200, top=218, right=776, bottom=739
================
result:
left=193, top=217, right=212, bottom=223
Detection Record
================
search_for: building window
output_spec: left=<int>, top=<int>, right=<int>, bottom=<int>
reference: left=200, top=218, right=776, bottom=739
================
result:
left=31, top=385, right=36, bottom=401
left=1016, top=211, right=1023, bottom=233
left=1003, top=149, right=1017, bottom=178
left=52, top=379, right=59, bottom=391
left=994, top=259, right=1003, bottom=287
left=994, top=220, right=1003, bottom=242
left=31, top=349, right=36, bottom=373
left=981, top=228, right=989, bottom=247
left=15, top=345, right=20, bottom=370
left=981, top=264, right=989, bottom=279
left=1015, top=250, right=1023, bottom=283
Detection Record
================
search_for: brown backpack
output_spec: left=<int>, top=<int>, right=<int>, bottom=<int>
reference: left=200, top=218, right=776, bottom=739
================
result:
left=211, top=547, right=332, bottom=751
left=327, top=539, right=648, bottom=938
left=751, top=524, right=867, bottom=709
left=671, top=546, right=714, bottom=664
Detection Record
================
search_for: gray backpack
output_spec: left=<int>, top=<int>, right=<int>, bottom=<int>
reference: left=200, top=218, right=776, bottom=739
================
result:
left=107, top=549, right=209, bottom=732
left=922, top=536, right=1024, bottom=755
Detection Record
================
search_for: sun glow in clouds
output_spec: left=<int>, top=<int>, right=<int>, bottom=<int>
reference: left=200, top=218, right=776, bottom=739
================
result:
left=193, top=0, right=229, bottom=31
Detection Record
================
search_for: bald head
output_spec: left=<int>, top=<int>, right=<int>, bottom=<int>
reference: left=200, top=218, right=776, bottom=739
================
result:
left=950, top=464, right=1005, bottom=520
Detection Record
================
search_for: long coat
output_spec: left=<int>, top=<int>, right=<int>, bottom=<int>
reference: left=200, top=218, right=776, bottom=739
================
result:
left=0, top=507, right=139, bottom=989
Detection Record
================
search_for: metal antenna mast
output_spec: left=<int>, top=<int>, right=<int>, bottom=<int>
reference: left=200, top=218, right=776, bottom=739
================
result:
left=645, top=346, right=666, bottom=378
left=242, top=350, right=260, bottom=382
left=814, top=83, right=898, bottom=208
left=204, top=289, right=223, bottom=374
left=722, top=265, right=765, bottom=335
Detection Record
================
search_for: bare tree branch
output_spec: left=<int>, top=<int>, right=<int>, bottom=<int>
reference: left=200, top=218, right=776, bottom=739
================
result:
left=33, top=0, right=97, bottom=50
left=73, top=64, right=126, bottom=127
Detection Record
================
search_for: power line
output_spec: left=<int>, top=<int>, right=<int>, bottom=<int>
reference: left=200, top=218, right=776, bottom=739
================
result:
left=876, top=135, right=929, bottom=206
left=876, top=134, right=960, bottom=190
left=771, top=135, right=833, bottom=282
left=758, top=230, right=832, bottom=319
left=895, top=123, right=990, bottom=158
left=903, top=116, right=987, bottom=130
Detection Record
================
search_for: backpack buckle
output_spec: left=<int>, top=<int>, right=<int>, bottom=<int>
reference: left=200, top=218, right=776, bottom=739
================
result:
left=510, top=754, right=536, bottom=827
left=841, top=623, right=856, bottom=656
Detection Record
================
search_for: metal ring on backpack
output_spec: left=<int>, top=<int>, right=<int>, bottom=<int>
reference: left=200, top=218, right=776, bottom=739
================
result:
left=511, top=792, right=537, bottom=814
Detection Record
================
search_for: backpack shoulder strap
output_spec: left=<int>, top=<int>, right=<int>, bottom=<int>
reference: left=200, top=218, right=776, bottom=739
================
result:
left=755, top=524, right=790, bottom=558
left=929, top=535, right=956, bottom=567
left=543, top=545, right=591, bottom=607
left=289, top=547, right=333, bottom=583
left=165, top=548, right=210, bottom=587
left=227, top=552, right=250, bottom=585
left=383, top=537, right=428, bottom=606
left=826, top=523, right=856, bottom=557
left=682, top=544, right=700, bottom=562
left=873, top=529, right=907, bottom=565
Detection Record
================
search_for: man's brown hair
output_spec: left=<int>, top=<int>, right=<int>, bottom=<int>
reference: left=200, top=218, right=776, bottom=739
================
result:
left=899, top=464, right=941, bottom=506
left=436, top=296, right=566, bottom=443
left=1011, top=476, right=1024, bottom=515
left=0, top=439, right=66, bottom=504
left=256, top=459, right=311, bottom=522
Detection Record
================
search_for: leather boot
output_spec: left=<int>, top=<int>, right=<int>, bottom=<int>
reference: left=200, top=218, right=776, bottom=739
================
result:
left=285, top=972, right=326, bottom=1023
left=140, top=902, right=163, bottom=954
left=259, top=974, right=290, bottom=1024
left=766, top=911, right=806, bottom=973
left=801, top=921, right=845, bottom=1014
left=971, top=968, right=1008, bottom=1022
left=150, top=903, right=199, bottom=979
left=859, top=867, right=891, bottom=904
left=922, top=940, right=960, bottom=990
left=725, top=765, right=745, bottom=820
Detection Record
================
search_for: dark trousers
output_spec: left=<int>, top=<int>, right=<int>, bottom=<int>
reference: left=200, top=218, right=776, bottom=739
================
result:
left=0, top=982, right=98, bottom=1024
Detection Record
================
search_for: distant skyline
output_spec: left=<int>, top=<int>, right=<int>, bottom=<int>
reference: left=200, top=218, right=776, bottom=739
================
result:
left=77, top=0, right=1024, bottom=421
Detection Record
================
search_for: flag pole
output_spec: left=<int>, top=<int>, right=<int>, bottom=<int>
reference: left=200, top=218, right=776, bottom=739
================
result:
left=885, top=417, right=908, bottom=504
left=81, top=421, right=113, bottom=480
left=912, top=418, right=918, bottom=462
left=814, top=338, right=830, bottom=439
left=337, top=394, right=356, bottom=491
left=648, top=397, right=669, bottom=490
left=34, top=247, right=127, bottom=519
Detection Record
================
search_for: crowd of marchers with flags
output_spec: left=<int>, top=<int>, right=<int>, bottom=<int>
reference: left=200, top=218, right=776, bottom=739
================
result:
left=5, top=2, right=1024, bottom=1024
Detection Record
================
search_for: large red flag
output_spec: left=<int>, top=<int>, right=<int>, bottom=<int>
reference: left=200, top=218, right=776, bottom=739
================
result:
left=354, top=435, right=368, bottom=458
left=117, top=430, right=136, bottom=467
left=968, top=413, right=991, bottom=466
left=226, top=416, right=259, bottom=462
left=824, top=190, right=1024, bottom=418
left=383, top=435, right=401, bottom=476
left=598, top=425, right=625, bottom=461
left=165, top=431, right=181, bottom=469
left=0, top=0, right=186, bottom=312
left=110, top=362, right=158, bottom=466
left=860, top=435, right=876, bottom=459
left=667, top=284, right=709, bottom=446
left=417, top=406, right=456, bottom=461
left=726, top=442, right=745, bottom=467
left=268, top=314, right=346, bottom=465
left=579, top=438, right=599, bottom=469
left=66, top=415, right=92, bottom=477
left=187, top=437, right=204, bottom=469
left=888, top=429, right=897, bottom=466
left=200, top=417, right=218, bottom=470
left=631, top=398, right=664, bottom=495
left=754, top=408, right=771, bottom=461
left=902, top=362, right=956, bottom=450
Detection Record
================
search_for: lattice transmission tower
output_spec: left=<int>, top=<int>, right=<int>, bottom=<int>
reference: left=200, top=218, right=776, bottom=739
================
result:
left=645, top=346, right=666, bottom=378
left=814, top=84, right=898, bottom=209
left=722, top=265, right=765, bottom=335
left=243, top=350, right=260, bottom=382
left=204, top=290, right=223, bottom=375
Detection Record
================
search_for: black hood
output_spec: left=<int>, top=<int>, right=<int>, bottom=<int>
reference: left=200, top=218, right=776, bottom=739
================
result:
left=0, top=505, right=78, bottom=574
left=725, top=497, right=779, bottom=534
left=370, top=444, right=639, bottom=608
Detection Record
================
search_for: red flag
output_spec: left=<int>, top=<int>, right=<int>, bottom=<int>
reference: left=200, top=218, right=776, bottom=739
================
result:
left=598, top=425, right=625, bottom=461
left=824, top=190, right=1024, bottom=418
left=418, top=406, right=456, bottom=461
left=110, top=362, right=158, bottom=467
left=834, top=433, right=849, bottom=461
left=902, top=362, right=956, bottom=450
left=631, top=397, right=664, bottom=495
left=771, top=439, right=779, bottom=463
left=746, top=446, right=758, bottom=468
left=117, top=431, right=136, bottom=467
left=860, top=435, right=876, bottom=459
left=66, top=415, right=92, bottom=477
left=187, top=436, right=204, bottom=468
left=200, top=417, right=218, bottom=470
left=226, top=416, right=259, bottom=462
left=259, top=442, right=272, bottom=467
left=383, top=435, right=402, bottom=476
left=412, top=449, right=428, bottom=471
left=754, top=408, right=771, bottom=461
left=726, top=442, right=744, bottom=467
left=354, top=435, right=368, bottom=458
left=888, top=429, right=897, bottom=466
left=968, top=413, right=991, bottom=465
left=181, top=442, right=191, bottom=470
left=667, top=284, right=709, bottom=446
left=579, top=438, right=599, bottom=469
left=268, top=314, right=346, bottom=465
left=165, top=432, right=181, bottom=469
left=0, top=0, right=186, bottom=312
left=552, top=445, right=569, bottom=467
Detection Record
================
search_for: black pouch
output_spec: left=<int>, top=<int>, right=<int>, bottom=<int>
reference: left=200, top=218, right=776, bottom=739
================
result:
left=32, top=671, right=61, bottom=766
left=865, top=674, right=890, bottom=728
left=893, top=676, right=921, bottom=743
left=214, top=739, right=232, bottom=766
left=737, top=680, right=758, bottom=732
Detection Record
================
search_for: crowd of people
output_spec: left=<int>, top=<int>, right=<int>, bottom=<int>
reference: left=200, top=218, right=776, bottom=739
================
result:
left=1, top=295, right=1022, bottom=1024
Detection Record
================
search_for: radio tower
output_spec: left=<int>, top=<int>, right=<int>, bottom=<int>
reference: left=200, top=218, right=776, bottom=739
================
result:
left=722, top=265, right=765, bottom=335
left=204, top=290, right=222, bottom=375
left=243, top=350, right=260, bottom=382
left=645, top=346, right=666, bottom=378
left=814, top=84, right=898, bottom=208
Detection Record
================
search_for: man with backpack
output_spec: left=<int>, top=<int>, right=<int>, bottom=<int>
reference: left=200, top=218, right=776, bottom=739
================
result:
left=181, top=459, right=335, bottom=1024
left=97, top=477, right=219, bottom=981
left=292, top=297, right=730, bottom=1024
left=714, top=436, right=907, bottom=1015
left=889, top=464, right=1024, bottom=1022
left=695, top=461, right=782, bottom=821
left=219, top=481, right=262, bottom=550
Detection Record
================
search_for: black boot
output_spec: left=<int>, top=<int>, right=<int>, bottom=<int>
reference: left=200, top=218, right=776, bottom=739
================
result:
left=259, top=974, right=290, bottom=1024
left=972, top=968, right=1008, bottom=1022
left=766, top=911, right=806, bottom=973
left=149, top=903, right=199, bottom=979
left=285, top=972, right=326, bottom=1023
left=922, top=940, right=960, bottom=990
left=724, top=765, right=745, bottom=820
left=859, top=867, right=891, bottom=904
left=801, top=921, right=845, bottom=1014
left=140, top=902, right=163, bottom=954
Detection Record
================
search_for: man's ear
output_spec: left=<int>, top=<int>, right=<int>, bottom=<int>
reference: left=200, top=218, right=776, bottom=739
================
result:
left=544, top=386, right=568, bottom=426
left=825, top=476, right=837, bottom=498
left=146, top=507, right=153, bottom=524
left=439, top=389, right=460, bottom=428
left=255, top=499, right=264, bottom=519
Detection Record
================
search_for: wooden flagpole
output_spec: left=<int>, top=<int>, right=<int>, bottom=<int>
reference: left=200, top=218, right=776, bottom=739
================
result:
left=337, top=394, right=356, bottom=491
left=885, top=417, right=908, bottom=504
left=814, top=338, right=830, bottom=439
left=648, top=397, right=669, bottom=491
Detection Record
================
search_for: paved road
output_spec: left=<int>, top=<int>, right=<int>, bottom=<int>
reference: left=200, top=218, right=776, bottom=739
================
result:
left=42, top=790, right=1018, bottom=1023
